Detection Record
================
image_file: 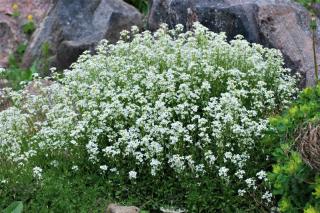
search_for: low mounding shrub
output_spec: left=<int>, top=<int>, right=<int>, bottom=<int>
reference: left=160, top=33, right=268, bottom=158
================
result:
left=0, top=23, right=296, bottom=211
left=268, top=85, right=320, bottom=213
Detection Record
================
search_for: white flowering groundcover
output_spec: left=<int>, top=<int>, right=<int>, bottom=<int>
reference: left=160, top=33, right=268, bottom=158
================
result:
left=0, top=23, right=296, bottom=211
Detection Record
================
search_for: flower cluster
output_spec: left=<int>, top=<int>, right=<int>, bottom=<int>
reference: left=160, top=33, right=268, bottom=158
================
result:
left=0, top=23, right=297, bottom=209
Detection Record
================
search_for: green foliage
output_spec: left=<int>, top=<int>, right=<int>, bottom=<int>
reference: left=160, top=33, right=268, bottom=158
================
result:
left=3, top=201, right=23, bottom=213
left=295, top=0, right=320, bottom=12
left=22, top=21, right=36, bottom=36
left=12, top=11, right=20, bottom=18
left=0, top=169, right=109, bottom=212
left=268, top=84, right=320, bottom=212
left=38, top=42, right=51, bottom=75
left=1, top=41, right=51, bottom=90
left=125, top=0, right=148, bottom=14
left=1, top=43, right=37, bottom=90
left=41, top=42, right=50, bottom=58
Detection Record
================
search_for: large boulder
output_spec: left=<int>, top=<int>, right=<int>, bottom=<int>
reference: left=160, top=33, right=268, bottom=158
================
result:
left=0, top=0, right=52, bottom=67
left=22, top=0, right=143, bottom=72
left=148, top=0, right=320, bottom=87
left=0, top=79, right=9, bottom=111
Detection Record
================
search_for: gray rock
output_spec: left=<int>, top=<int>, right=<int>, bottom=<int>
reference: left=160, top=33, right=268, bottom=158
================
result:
left=23, top=0, right=142, bottom=71
left=148, top=0, right=320, bottom=87
left=106, top=204, right=140, bottom=213
left=0, top=79, right=8, bottom=89
left=0, top=15, right=16, bottom=67
left=0, top=96, right=10, bottom=112
left=0, top=79, right=10, bottom=112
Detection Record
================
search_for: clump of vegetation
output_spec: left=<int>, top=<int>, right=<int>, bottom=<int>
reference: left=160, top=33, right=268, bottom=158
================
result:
left=0, top=23, right=296, bottom=211
left=125, top=0, right=148, bottom=14
left=0, top=43, right=37, bottom=90
left=22, top=14, right=36, bottom=36
left=11, top=3, right=20, bottom=18
left=268, top=85, right=320, bottom=212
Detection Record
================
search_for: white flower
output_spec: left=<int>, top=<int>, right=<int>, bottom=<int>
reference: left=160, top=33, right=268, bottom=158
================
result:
left=70, top=140, right=77, bottom=145
left=129, top=170, right=137, bottom=180
left=0, top=67, right=5, bottom=74
left=86, top=141, right=99, bottom=162
left=33, top=166, right=43, bottom=180
left=131, top=25, right=139, bottom=34
left=224, top=152, right=233, bottom=162
left=1, top=179, right=8, bottom=184
left=204, top=150, right=216, bottom=165
left=72, top=165, right=79, bottom=171
left=160, top=207, right=186, bottom=213
left=201, top=81, right=211, bottom=91
left=168, top=155, right=185, bottom=172
left=195, top=164, right=205, bottom=174
left=110, top=168, right=118, bottom=172
left=262, top=191, right=273, bottom=203
left=50, top=160, right=59, bottom=167
left=245, top=178, right=256, bottom=189
left=218, top=167, right=229, bottom=177
left=32, top=73, right=39, bottom=78
left=150, top=158, right=161, bottom=176
left=256, top=170, right=267, bottom=180
left=238, top=189, right=246, bottom=196
left=49, top=67, right=57, bottom=73
left=175, top=24, right=184, bottom=32
left=100, top=165, right=108, bottom=171
left=235, top=170, right=245, bottom=179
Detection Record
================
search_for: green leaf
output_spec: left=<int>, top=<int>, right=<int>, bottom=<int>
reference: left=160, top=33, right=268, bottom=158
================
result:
left=30, top=62, right=38, bottom=75
left=312, top=184, right=320, bottom=199
left=22, top=21, right=36, bottom=35
left=3, top=201, right=23, bottom=213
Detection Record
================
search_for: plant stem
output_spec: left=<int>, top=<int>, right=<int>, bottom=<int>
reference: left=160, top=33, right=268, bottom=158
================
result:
left=312, top=26, right=319, bottom=84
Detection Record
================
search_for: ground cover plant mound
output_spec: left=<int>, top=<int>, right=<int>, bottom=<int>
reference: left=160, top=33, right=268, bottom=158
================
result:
left=268, top=85, right=320, bottom=212
left=0, top=23, right=297, bottom=211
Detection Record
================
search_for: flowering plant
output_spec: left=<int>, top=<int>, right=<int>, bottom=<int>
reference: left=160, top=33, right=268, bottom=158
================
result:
left=0, top=23, right=297, bottom=211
